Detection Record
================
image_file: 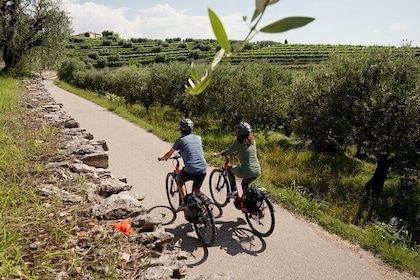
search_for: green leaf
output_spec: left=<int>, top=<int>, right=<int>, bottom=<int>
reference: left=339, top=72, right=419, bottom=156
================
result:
left=255, top=0, right=266, bottom=12
left=208, top=8, right=231, bottom=53
left=186, top=72, right=213, bottom=95
left=211, top=48, right=225, bottom=70
left=260, top=17, right=315, bottom=33
left=251, top=9, right=262, bottom=22
left=267, top=0, right=280, bottom=6
left=252, top=0, right=281, bottom=22
left=255, top=0, right=280, bottom=16
left=190, top=62, right=199, bottom=81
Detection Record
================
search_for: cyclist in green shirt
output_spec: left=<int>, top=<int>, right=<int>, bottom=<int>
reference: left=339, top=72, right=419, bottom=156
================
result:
left=212, top=122, right=261, bottom=198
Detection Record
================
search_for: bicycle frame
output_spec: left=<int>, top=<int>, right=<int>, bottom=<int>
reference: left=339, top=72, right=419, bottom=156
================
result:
left=209, top=154, right=275, bottom=237
left=172, top=155, right=182, bottom=175
left=161, top=153, right=216, bottom=246
left=218, top=155, right=253, bottom=212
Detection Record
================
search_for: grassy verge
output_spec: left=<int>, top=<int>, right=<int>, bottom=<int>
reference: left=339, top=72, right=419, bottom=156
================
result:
left=0, top=76, right=146, bottom=279
left=54, top=79, right=420, bottom=277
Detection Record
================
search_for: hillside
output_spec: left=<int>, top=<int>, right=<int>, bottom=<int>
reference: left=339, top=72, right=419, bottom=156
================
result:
left=66, top=35, right=420, bottom=68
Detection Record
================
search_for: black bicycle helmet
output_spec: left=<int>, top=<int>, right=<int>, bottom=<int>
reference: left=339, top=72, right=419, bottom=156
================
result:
left=236, top=122, right=252, bottom=136
left=180, top=118, right=194, bottom=131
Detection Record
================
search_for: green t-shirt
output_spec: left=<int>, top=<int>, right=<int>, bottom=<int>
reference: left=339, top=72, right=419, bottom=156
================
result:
left=221, top=140, right=261, bottom=178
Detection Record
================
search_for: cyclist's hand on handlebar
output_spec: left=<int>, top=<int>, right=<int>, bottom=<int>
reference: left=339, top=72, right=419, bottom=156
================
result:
left=211, top=152, right=220, bottom=158
left=158, top=157, right=165, bottom=161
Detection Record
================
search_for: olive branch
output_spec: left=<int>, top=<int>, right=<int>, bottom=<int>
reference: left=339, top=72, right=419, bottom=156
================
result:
left=186, top=0, right=314, bottom=95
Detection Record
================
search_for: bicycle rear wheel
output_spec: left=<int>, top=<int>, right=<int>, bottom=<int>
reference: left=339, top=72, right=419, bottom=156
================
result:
left=166, top=173, right=180, bottom=211
left=209, top=169, right=229, bottom=207
left=193, top=203, right=216, bottom=247
left=245, top=196, right=275, bottom=237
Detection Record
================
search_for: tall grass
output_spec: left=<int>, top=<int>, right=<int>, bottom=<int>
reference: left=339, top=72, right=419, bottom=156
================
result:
left=0, top=76, right=138, bottom=279
left=53, top=80, right=420, bottom=277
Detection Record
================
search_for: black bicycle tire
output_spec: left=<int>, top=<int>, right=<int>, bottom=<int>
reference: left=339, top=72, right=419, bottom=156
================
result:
left=208, top=202, right=223, bottom=218
left=245, top=196, right=275, bottom=237
left=209, top=169, right=229, bottom=207
left=165, top=172, right=180, bottom=211
left=193, top=203, right=216, bottom=247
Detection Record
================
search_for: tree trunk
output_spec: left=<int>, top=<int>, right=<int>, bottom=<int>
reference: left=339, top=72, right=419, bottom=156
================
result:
left=2, top=46, right=20, bottom=72
left=365, top=154, right=394, bottom=197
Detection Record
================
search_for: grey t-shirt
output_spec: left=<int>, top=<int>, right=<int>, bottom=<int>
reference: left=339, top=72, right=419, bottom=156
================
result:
left=173, top=134, right=207, bottom=175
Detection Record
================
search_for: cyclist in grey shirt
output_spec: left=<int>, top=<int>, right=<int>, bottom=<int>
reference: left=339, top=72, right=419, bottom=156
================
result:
left=158, top=118, right=207, bottom=210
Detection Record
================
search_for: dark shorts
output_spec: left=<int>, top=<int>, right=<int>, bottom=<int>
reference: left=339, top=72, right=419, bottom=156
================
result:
left=176, top=169, right=206, bottom=190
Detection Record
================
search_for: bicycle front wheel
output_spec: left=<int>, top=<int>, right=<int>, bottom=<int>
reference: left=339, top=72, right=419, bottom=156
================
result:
left=166, top=173, right=180, bottom=211
left=193, top=203, right=216, bottom=247
left=245, top=196, right=275, bottom=237
left=209, top=169, right=229, bottom=207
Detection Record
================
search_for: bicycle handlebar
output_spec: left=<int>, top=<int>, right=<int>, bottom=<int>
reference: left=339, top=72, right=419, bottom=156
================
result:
left=170, top=154, right=181, bottom=160
left=158, top=153, right=181, bottom=161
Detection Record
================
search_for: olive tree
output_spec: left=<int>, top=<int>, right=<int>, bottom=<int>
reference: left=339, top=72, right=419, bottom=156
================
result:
left=0, top=0, right=71, bottom=73
left=292, top=47, right=420, bottom=197
left=147, top=62, right=190, bottom=109
left=109, top=66, right=151, bottom=110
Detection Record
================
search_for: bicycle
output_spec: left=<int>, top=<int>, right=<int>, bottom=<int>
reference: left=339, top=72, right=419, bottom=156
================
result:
left=209, top=155, right=275, bottom=237
left=161, top=153, right=216, bottom=247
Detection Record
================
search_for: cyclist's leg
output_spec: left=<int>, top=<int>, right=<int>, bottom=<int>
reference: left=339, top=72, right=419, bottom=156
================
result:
left=227, top=166, right=239, bottom=192
left=175, top=170, right=189, bottom=202
left=191, top=173, right=211, bottom=204
left=241, top=177, right=256, bottom=188
left=230, top=166, right=251, bottom=192
left=191, top=173, right=206, bottom=195
left=241, top=177, right=257, bottom=194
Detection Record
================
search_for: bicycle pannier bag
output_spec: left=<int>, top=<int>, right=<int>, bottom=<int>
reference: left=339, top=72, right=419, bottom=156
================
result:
left=183, top=193, right=203, bottom=222
left=245, top=185, right=265, bottom=212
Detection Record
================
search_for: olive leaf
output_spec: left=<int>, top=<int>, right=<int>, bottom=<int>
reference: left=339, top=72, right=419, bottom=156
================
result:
left=260, top=17, right=315, bottom=33
left=208, top=8, right=231, bottom=53
left=211, top=48, right=225, bottom=70
left=256, top=0, right=280, bottom=12
left=185, top=3, right=314, bottom=95
left=186, top=71, right=213, bottom=95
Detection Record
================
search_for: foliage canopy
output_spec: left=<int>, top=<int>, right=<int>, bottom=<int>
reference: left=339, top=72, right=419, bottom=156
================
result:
left=0, top=0, right=71, bottom=73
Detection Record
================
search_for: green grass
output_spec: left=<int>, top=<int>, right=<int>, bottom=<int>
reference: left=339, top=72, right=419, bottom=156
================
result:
left=54, top=80, right=420, bottom=277
left=0, top=76, right=144, bottom=279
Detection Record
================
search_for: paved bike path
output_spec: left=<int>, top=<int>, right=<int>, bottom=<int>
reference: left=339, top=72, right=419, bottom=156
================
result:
left=43, top=78, right=416, bottom=280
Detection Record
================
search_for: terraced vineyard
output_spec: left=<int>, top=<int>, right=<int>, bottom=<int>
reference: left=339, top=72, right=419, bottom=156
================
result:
left=66, top=35, right=420, bottom=68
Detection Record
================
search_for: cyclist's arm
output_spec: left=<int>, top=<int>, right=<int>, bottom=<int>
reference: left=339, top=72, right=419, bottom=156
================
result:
left=220, top=141, right=240, bottom=156
left=158, top=147, right=176, bottom=161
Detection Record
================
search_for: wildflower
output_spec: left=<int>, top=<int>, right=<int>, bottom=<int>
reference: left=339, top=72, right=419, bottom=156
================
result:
left=113, top=220, right=133, bottom=235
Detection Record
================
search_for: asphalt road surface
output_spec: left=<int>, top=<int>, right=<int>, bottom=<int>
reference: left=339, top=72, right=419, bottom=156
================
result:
left=43, top=78, right=417, bottom=280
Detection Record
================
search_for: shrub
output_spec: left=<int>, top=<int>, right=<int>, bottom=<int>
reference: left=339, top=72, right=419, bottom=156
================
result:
left=95, top=57, right=107, bottom=68
left=189, top=50, right=201, bottom=59
left=107, top=54, right=121, bottom=62
left=102, top=40, right=112, bottom=46
left=57, top=58, right=87, bottom=84
left=155, top=54, right=166, bottom=63
left=87, top=52, right=99, bottom=60
left=151, top=46, right=163, bottom=53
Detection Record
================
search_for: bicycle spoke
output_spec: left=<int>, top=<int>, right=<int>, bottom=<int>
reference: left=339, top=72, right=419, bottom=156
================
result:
left=166, top=173, right=180, bottom=211
left=209, top=169, right=228, bottom=207
left=194, top=204, right=216, bottom=246
left=245, top=197, right=275, bottom=237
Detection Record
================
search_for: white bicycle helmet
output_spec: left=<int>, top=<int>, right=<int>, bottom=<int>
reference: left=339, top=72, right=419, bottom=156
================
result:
left=180, top=118, right=194, bottom=131
left=236, top=122, right=252, bottom=136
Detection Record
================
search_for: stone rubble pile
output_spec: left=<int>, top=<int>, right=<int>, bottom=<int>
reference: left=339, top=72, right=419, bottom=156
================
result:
left=22, top=75, right=232, bottom=280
